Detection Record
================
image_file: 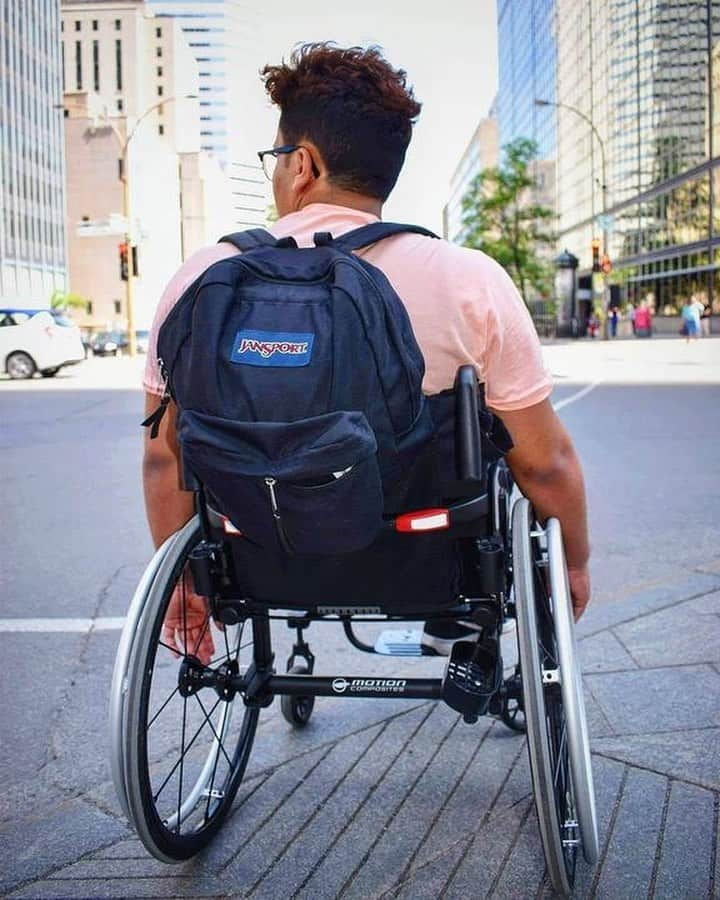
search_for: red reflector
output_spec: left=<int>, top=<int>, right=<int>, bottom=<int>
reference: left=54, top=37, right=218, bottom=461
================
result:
left=395, top=508, right=450, bottom=533
left=221, top=516, right=243, bottom=536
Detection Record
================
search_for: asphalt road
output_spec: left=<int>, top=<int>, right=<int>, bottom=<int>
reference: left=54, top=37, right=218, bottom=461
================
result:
left=1, top=341, right=718, bottom=896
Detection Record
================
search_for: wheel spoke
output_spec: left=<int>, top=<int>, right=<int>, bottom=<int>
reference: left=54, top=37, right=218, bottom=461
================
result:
left=193, top=693, right=234, bottom=770
left=554, top=723, right=568, bottom=787
left=147, top=686, right=180, bottom=729
left=176, top=697, right=188, bottom=833
left=151, top=695, right=224, bottom=804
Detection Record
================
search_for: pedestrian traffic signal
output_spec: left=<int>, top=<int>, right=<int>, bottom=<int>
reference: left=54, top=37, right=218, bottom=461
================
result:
left=591, top=238, right=601, bottom=272
left=601, top=254, right=612, bottom=274
left=119, top=242, right=129, bottom=281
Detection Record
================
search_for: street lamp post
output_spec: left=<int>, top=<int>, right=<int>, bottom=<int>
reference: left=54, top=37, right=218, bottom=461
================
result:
left=535, top=98, right=611, bottom=337
left=117, top=95, right=196, bottom=356
left=83, top=94, right=196, bottom=356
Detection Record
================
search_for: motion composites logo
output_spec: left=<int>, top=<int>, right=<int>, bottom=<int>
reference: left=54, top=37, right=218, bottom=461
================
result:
left=331, top=678, right=408, bottom=694
left=231, top=329, right=315, bottom=368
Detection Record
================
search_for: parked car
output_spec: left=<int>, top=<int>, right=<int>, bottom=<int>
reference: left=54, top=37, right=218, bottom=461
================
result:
left=90, top=330, right=129, bottom=357
left=0, top=308, right=85, bottom=379
left=135, top=330, right=150, bottom=353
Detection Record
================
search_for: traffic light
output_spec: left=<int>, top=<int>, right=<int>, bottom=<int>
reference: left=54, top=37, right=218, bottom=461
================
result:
left=131, top=244, right=139, bottom=277
left=591, top=238, right=601, bottom=272
left=119, top=242, right=128, bottom=281
left=601, top=254, right=612, bottom=274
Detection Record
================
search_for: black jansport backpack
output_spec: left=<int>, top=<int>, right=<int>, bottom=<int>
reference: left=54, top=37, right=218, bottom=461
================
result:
left=144, top=222, right=440, bottom=557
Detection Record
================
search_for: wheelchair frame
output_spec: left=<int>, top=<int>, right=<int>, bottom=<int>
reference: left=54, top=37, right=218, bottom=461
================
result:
left=110, top=369, right=598, bottom=897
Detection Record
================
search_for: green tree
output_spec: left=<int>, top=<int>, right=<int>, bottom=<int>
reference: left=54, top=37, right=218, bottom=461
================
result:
left=50, top=288, right=87, bottom=311
left=461, top=138, right=555, bottom=304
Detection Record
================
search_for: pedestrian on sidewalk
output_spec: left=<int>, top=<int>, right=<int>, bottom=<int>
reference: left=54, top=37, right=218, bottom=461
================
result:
left=701, top=302, right=711, bottom=337
left=628, top=302, right=637, bottom=335
left=635, top=301, right=652, bottom=337
left=609, top=305, right=619, bottom=338
left=681, top=296, right=702, bottom=342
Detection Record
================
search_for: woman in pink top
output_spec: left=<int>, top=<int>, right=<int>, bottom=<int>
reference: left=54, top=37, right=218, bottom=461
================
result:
left=634, top=302, right=652, bottom=337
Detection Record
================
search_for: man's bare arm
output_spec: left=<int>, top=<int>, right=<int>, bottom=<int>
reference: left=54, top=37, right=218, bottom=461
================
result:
left=142, top=392, right=194, bottom=549
left=494, top=398, right=591, bottom=617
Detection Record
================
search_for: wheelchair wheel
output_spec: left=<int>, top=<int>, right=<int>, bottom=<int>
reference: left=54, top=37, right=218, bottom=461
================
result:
left=512, top=498, right=599, bottom=897
left=114, top=517, right=259, bottom=861
left=280, top=664, right=315, bottom=727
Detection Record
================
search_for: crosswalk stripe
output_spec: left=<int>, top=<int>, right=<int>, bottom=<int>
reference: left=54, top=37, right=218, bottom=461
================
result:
left=0, top=617, right=126, bottom=633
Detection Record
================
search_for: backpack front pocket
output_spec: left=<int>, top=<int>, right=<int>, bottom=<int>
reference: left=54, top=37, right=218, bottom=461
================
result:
left=178, top=409, right=384, bottom=555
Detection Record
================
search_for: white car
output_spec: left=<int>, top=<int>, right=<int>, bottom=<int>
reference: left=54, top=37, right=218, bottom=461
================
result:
left=0, top=308, right=85, bottom=379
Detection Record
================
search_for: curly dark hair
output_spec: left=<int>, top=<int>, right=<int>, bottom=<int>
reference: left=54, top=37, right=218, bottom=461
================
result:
left=261, top=43, right=422, bottom=201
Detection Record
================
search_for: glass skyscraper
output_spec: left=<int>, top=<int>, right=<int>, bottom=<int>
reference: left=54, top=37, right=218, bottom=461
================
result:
left=496, top=0, right=557, bottom=163
left=1, top=0, right=67, bottom=306
left=496, top=0, right=720, bottom=317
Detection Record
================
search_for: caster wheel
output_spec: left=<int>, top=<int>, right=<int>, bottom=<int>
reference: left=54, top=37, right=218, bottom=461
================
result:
left=281, top=664, right=315, bottom=727
left=500, top=682, right=526, bottom=732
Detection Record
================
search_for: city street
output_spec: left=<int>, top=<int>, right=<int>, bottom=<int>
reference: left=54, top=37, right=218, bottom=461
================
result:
left=1, top=337, right=719, bottom=898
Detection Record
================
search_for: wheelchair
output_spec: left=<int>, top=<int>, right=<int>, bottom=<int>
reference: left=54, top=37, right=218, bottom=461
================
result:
left=110, top=367, right=598, bottom=897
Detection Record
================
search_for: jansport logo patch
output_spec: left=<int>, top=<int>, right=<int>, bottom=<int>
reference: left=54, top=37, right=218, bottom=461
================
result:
left=231, top=330, right=314, bottom=367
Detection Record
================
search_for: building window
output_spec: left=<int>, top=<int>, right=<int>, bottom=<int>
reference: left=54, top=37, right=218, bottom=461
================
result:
left=115, top=18, right=121, bottom=30
left=114, top=300, right=121, bottom=314
left=64, top=108, right=69, bottom=119
left=117, top=98, right=123, bottom=112
left=92, top=40, right=99, bottom=91
left=157, top=85, right=163, bottom=96
left=74, top=20, right=81, bottom=31
left=115, top=39, right=122, bottom=90
left=86, top=301, right=93, bottom=315
left=158, top=124, right=165, bottom=136
left=157, top=66, right=162, bottom=77
left=75, top=40, right=82, bottom=90
left=156, top=27, right=162, bottom=38
left=61, top=20, right=64, bottom=32
left=92, top=19, right=98, bottom=31
left=156, top=46, right=162, bottom=58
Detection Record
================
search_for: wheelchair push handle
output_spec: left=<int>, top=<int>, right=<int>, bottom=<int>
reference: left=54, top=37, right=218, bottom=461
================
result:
left=454, top=365, right=483, bottom=483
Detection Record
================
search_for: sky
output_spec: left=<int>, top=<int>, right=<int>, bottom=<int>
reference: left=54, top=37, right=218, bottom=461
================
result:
left=241, top=0, right=499, bottom=233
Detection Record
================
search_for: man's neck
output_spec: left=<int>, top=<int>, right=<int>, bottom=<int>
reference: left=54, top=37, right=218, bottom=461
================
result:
left=295, top=186, right=382, bottom=218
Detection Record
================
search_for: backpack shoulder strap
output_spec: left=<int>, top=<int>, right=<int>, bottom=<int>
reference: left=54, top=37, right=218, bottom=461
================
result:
left=218, top=228, right=278, bottom=252
left=327, top=222, right=439, bottom=253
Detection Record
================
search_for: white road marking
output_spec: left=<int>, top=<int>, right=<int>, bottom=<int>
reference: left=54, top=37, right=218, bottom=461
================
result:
left=553, top=380, right=601, bottom=411
left=0, top=617, right=126, bottom=633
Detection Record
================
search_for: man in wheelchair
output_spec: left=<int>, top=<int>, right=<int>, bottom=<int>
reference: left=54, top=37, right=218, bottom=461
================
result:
left=120, top=44, right=597, bottom=890
left=142, top=43, right=590, bottom=656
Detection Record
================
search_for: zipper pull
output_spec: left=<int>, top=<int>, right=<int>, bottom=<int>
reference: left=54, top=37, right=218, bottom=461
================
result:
left=141, top=358, right=172, bottom=438
left=264, top=476, right=293, bottom=554
left=264, top=477, right=280, bottom=519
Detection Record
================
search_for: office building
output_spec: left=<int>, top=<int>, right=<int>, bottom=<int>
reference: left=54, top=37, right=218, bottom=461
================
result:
left=496, top=0, right=557, bottom=163
left=61, top=0, right=200, bottom=153
left=145, top=1, right=268, bottom=225
left=63, top=91, right=183, bottom=330
left=60, top=1, right=234, bottom=330
left=495, top=0, right=719, bottom=318
left=444, top=115, right=499, bottom=244
left=1, top=0, right=67, bottom=308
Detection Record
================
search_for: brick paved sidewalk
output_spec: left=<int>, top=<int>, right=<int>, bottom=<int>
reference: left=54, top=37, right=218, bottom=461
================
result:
left=3, top=568, right=719, bottom=900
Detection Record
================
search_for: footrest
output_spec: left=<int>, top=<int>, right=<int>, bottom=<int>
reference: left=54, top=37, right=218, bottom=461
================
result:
left=442, top=638, right=503, bottom=723
left=374, top=628, right=428, bottom=657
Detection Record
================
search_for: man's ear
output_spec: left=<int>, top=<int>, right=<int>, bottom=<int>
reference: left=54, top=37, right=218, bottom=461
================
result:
left=291, top=148, right=313, bottom=191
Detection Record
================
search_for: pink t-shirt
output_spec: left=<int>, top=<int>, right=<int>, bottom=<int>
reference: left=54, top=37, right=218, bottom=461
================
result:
left=144, top=203, right=552, bottom=410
